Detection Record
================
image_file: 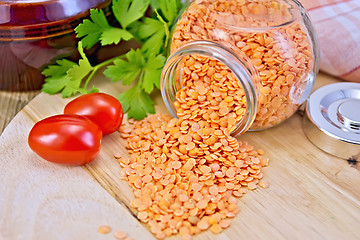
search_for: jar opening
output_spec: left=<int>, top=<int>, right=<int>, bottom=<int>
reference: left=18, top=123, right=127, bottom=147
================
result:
left=161, top=40, right=260, bottom=136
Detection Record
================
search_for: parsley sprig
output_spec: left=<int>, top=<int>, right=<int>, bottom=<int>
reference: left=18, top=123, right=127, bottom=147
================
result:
left=41, top=0, right=184, bottom=120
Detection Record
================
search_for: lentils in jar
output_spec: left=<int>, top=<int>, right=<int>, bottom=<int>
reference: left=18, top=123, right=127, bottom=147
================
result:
left=163, top=0, right=318, bottom=133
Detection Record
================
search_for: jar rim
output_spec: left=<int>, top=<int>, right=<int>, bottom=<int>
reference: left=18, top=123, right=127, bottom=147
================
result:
left=161, top=40, right=260, bottom=136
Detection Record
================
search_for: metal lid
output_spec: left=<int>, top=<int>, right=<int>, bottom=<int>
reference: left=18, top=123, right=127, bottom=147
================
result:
left=303, top=82, right=360, bottom=160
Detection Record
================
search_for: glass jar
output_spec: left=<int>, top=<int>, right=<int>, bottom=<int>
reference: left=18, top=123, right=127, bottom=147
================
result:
left=161, top=0, right=319, bottom=136
left=0, top=0, right=111, bottom=91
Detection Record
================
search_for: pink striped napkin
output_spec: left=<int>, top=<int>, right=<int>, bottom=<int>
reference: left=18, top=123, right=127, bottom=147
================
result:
left=300, top=0, right=360, bottom=82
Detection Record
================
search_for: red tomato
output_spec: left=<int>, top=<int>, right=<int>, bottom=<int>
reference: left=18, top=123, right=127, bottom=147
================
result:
left=28, top=114, right=102, bottom=166
left=64, top=93, right=123, bottom=135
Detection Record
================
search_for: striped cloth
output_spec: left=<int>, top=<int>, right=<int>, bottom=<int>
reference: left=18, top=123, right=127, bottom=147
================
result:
left=300, top=0, right=360, bottom=82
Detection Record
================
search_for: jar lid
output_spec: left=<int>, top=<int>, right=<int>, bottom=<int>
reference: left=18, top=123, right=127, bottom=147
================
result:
left=0, top=0, right=111, bottom=40
left=303, top=82, right=360, bottom=160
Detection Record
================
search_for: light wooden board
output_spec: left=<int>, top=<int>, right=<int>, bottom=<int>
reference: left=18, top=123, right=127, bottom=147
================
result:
left=0, top=73, right=359, bottom=240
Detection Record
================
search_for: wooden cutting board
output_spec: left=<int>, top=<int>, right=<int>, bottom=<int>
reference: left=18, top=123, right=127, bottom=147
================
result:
left=1, top=72, right=359, bottom=240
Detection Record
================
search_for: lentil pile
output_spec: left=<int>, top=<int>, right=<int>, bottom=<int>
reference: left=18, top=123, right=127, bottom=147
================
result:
left=171, top=0, right=315, bottom=129
left=119, top=113, right=269, bottom=239
left=116, top=0, right=314, bottom=238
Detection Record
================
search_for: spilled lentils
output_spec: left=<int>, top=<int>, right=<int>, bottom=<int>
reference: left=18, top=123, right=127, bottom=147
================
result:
left=119, top=113, right=269, bottom=239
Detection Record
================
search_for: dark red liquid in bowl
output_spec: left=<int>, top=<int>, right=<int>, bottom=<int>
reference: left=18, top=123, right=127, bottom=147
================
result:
left=0, top=0, right=111, bottom=91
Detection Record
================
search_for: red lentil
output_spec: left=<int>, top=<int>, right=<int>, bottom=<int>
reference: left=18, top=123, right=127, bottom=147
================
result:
left=98, top=225, right=111, bottom=235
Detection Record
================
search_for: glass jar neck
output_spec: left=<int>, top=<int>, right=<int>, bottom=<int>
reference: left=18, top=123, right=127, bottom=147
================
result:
left=161, top=40, right=260, bottom=136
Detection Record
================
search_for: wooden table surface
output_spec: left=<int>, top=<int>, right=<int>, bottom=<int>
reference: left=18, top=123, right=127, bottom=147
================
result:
left=0, top=72, right=359, bottom=240
left=0, top=90, right=39, bottom=135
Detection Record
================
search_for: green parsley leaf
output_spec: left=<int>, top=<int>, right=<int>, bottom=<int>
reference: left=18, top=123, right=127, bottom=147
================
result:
left=67, top=59, right=92, bottom=84
left=104, top=49, right=145, bottom=84
left=101, top=28, right=133, bottom=45
left=150, top=0, right=160, bottom=10
left=137, top=18, right=163, bottom=39
left=42, top=59, right=76, bottom=77
left=67, top=42, right=93, bottom=82
left=154, top=0, right=182, bottom=24
left=105, top=48, right=165, bottom=93
left=41, top=42, right=98, bottom=98
left=112, top=0, right=151, bottom=29
left=104, top=49, right=164, bottom=117
left=60, top=77, right=86, bottom=98
left=142, top=53, right=166, bottom=93
left=118, top=83, right=155, bottom=120
left=75, top=9, right=133, bottom=49
left=42, top=75, right=71, bottom=96
left=42, top=74, right=85, bottom=98
left=138, top=17, right=166, bottom=54
left=75, top=9, right=109, bottom=49
left=41, top=59, right=80, bottom=97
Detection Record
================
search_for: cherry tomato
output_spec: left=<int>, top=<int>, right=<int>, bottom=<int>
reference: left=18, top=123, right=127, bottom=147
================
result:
left=28, top=114, right=102, bottom=166
left=64, top=93, right=123, bottom=135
